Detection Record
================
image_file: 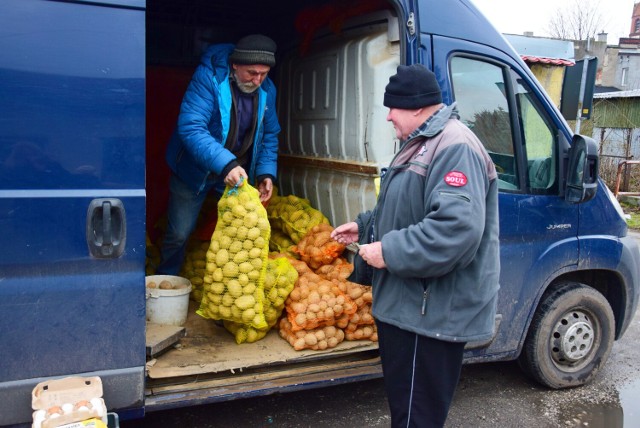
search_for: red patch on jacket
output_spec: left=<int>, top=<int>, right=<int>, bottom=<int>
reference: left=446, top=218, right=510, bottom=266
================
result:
left=444, top=171, right=467, bottom=187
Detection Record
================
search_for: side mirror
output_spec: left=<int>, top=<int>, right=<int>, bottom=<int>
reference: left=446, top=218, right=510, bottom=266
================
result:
left=565, top=135, right=599, bottom=204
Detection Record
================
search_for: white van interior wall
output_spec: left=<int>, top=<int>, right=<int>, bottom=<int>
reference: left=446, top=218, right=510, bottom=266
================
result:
left=276, top=21, right=399, bottom=227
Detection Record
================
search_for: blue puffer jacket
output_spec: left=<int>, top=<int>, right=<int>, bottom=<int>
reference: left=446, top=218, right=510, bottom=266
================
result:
left=165, top=43, right=281, bottom=194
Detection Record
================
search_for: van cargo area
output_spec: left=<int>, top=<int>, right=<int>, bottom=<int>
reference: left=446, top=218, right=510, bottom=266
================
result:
left=144, top=0, right=399, bottom=410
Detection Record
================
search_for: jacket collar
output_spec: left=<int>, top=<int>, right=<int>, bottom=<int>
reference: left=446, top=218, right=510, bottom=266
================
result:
left=403, top=102, right=460, bottom=146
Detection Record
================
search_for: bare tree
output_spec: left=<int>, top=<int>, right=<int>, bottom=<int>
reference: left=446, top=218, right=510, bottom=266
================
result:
left=547, top=0, right=605, bottom=40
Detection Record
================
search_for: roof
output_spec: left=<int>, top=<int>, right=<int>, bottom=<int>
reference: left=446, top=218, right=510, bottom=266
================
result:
left=595, top=85, right=622, bottom=94
left=520, top=55, right=574, bottom=66
left=594, top=89, right=640, bottom=99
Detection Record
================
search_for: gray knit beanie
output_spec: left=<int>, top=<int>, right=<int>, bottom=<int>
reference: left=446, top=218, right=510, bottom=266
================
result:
left=229, top=34, right=277, bottom=67
left=384, top=64, right=442, bottom=109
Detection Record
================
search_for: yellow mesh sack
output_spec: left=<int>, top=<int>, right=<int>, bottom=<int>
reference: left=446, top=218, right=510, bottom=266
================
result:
left=223, top=256, right=298, bottom=344
left=266, top=194, right=330, bottom=243
left=222, top=320, right=269, bottom=345
left=269, top=227, right=298, bottom=258
left=196, top=182, right=270, bottom=330
left=179, top=238, right=209, bottom=303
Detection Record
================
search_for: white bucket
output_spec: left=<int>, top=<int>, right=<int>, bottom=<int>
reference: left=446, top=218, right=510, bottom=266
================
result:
left=145, top=275, right=192, bottom=326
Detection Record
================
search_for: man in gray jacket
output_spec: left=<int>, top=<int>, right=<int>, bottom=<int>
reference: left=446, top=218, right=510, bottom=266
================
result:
left=332, top=64, right=500, bottom=427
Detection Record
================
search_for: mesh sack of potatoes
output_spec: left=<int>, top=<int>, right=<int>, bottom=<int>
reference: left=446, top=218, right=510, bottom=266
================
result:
left=314, top=257, right=353, bottom=281
left=332, top=279, right=377, bottom=341
left=222, top=256, right=298, bottom=344
left=196, top=182, right=270, bottom=330
left=344, top=323, right=378, bottom=341
left=266, top=194, right=330, bottom=243
left=180, top=238, right=209, bottom=302
left=278, top=317, right=345, bottom=351
left=269, top=227, right=298, bottom=258
left=293, top=223, right=345, bottom=270
left=285, top=271, right=357, bottom=332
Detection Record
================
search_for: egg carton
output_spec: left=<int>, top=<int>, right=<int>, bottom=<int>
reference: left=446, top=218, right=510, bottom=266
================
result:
left=31, top=376, right=108, bottom=428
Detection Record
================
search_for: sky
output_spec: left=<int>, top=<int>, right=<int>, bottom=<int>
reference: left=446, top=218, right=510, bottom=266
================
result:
left=471, top=0, right=637, bottom=42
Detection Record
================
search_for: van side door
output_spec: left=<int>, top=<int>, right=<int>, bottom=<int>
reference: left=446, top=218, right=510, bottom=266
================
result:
left=0, top=0, right=146, bottom=424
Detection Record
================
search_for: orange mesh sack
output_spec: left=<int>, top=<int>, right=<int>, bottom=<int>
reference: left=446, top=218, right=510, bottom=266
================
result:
left=196, top=182, right=270, bottom=330
left=332, top=280, right=377, bottom=342
left=266, top=194, right=330, bottom=243
left=278, top=317, right=345, bottom=351
left=285, top=271, right=357, bottom=332
left=293, top=224, right=345, bottom=270
left=315, top=257, right=353, bottom=281
left=345, top=324, right=378, bottom=341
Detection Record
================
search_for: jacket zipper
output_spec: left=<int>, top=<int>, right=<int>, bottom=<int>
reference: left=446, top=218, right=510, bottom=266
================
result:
left=421, top=286, right=430, bottom=315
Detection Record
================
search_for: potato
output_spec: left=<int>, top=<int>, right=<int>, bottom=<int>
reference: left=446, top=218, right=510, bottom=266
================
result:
left=159, top=280, right=173, bottom=289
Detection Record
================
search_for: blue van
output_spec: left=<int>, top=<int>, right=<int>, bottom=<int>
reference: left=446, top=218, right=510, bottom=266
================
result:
left=1, top=0, right=638, bottom=425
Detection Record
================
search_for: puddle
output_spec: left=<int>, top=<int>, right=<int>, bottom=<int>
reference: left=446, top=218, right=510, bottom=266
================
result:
left=555, top=378, right=640, bottom=427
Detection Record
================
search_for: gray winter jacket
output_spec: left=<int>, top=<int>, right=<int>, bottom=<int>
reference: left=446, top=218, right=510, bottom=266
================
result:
left=357, top=103, right=500, bottom=343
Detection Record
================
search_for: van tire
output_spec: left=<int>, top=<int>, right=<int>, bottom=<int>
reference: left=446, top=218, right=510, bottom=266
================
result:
left=518, top=281, right=614, bottom=389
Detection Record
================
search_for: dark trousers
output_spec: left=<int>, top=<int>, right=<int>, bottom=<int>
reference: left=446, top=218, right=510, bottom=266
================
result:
left=376, top=320, right=466, bottom=428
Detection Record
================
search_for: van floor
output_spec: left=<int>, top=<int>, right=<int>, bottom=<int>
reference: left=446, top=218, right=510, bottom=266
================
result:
left=147, top=300, right=378, bottom=380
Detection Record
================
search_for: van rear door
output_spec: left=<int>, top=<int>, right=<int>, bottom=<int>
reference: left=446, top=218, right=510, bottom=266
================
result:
left=0, top=0, right=146, bottom=424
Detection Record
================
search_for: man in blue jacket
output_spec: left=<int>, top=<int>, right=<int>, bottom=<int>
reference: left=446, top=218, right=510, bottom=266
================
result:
left=332, top=64, right=500, bottom=427
left=157, top=34, right=281, bottom=275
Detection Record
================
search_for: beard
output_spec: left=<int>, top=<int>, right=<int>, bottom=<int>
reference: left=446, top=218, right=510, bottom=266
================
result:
left=233, top=72, right=259, bottom=94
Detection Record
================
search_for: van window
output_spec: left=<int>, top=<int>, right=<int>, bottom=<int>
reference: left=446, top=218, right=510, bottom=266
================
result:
left=451, top=56, right=558, bottom=194
left=450, top=57, right=518, bottom=191
left=514, top=77, right=558, bottom=194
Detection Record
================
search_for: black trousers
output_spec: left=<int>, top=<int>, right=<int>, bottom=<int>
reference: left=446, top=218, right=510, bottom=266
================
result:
left=376, top=320, right=466, bottom=428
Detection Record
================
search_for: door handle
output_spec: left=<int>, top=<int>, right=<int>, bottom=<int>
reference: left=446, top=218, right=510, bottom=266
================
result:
left=86, top=198, right=127, bottom=258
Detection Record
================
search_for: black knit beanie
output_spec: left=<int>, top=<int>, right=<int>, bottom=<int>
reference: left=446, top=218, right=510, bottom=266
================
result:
left=229, top=34, right=277, bottom=67
left=384, top=64, right=442, bottom=109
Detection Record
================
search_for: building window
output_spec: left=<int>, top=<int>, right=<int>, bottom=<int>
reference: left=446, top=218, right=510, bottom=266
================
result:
left=621, top=67, right=629, bottom=87
left=635, top=18, right=640, bottom=34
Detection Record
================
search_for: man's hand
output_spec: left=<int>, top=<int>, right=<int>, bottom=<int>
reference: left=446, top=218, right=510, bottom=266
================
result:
left=257, top=177, right=273, bottom=203
left=359, top=242, right=386, bottom=269
left=224, top=166, right=247, bottom=188
left=330, top=222, right=359, bottom=245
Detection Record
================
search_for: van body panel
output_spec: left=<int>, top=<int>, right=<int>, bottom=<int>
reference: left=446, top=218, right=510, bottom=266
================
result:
left=1, top=0, right=639, bottom=424
left=0, top=0, right=146, bottom=424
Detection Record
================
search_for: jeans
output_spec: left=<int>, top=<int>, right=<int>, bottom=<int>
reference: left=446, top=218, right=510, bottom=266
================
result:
left=156, top=174, right=219, bottom=275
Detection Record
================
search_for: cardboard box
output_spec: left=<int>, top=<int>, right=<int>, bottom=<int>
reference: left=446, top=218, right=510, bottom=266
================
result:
left=31, top=376, right=108, bottom=428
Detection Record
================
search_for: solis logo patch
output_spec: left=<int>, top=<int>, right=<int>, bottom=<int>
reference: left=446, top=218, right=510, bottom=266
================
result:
left=444, top=171, right=467, bottom=187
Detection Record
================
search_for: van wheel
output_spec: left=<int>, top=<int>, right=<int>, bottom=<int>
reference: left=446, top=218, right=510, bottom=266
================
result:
left=518, top=282, right=614, bottom=389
